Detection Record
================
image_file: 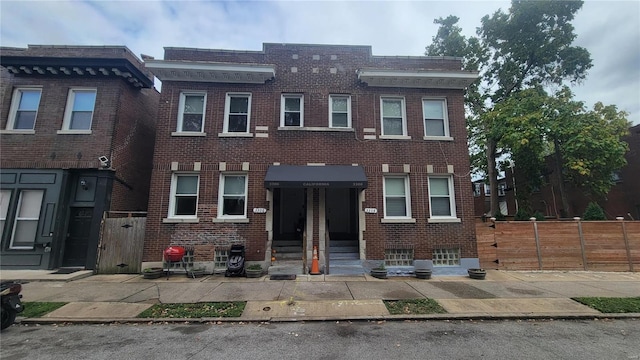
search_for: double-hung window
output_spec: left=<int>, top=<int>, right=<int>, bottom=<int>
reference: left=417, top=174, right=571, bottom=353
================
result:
left=0, top=190, right=11, bottom=240
left=329, top=95, right=351, bottom=128
left=61, top=88, right=96, bottom=132
left=281, top=94, right=303, bottom=127
left=223, top=93, right=251, bottom=133
left=380, top=97, right=407, bottom=136
left=218, top=174, right=247, bottom=218
left=6, top=88, right=41, bottom=131
left=177, top=92, right=206, bottom=133
left=383, top=176, right=411, bottom=218
left=428, top=176, right=456, bottom=219
left=9, top=190, right=44, bottom=249
left=169, top=174, right=199, bottom=218
left=423, top=99, right=450, bottom=138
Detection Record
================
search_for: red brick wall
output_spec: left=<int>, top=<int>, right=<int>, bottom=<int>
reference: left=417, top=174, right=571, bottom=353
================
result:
left=109, top=83, right=159, bottom=211
left=144, top=44, right=477, bottom=262
left=0, top=68, right=158, bottom=212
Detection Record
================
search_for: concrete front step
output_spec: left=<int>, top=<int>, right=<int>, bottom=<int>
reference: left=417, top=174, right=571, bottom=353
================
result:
left=268, top=260, right=305, bottom=275
left=329, top=252, right=359, bottom=260
left=327, top=259, right=364, bottom=275
left=272, top=252, right=303, bottom=261
left=272, top=246, right=303, bottom=253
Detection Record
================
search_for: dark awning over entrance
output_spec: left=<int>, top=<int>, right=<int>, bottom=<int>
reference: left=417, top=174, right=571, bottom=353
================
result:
left=264, top=165, right=368, bottom=189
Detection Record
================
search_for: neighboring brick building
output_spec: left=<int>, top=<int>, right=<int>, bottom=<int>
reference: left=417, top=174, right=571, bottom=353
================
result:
left=526, top=124, right=640, bottom=219
left=143, top=43, right=478, bottom=275
left=0, top=45, right=159, bottom=270
left=472, top=172, right=518, bottom=219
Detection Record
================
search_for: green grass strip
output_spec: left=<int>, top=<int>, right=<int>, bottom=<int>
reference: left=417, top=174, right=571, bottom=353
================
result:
left=137, top=302, right=246, bottom=318
left=21, top=302, right=67, bottom=318
left=573, top=297, right=640, bottom=313
left=383, top=298, right=447, bottom=315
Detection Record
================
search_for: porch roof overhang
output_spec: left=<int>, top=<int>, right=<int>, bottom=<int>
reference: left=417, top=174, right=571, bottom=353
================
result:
left=264, top=165, right=368, bottom=189
left=144, top=59, right=275, bottom=83
left=357, top=68, right=479, bottom=89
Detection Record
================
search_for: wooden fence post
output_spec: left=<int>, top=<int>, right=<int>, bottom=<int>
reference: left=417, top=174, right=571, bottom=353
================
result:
left=618, top=217, right=634, bottom=272
left=575, top=217, right=587, bottom=271
left=531, top=218, right=542, bottom=269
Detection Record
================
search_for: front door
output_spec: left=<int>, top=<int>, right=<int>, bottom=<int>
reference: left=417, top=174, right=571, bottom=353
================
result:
left=62, top=207, right=93, bottom=267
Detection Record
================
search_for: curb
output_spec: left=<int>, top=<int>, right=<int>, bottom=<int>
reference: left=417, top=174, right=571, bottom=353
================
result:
left=17, top=312, right=640, bottom=325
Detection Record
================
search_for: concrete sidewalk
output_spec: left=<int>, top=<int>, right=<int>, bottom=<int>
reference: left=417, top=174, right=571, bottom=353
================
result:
left=1, top=270, right=638, bottom=323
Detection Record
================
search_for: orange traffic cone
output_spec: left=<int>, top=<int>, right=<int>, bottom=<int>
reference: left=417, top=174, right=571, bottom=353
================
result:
left=310, top=246, right=321, bottom=275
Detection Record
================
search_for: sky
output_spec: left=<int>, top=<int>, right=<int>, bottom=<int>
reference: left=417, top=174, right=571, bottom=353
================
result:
left=1, top=0, right=638, bottom=125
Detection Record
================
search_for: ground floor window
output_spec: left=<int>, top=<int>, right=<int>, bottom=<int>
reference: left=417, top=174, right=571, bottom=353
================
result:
left=433, top=248, right=460, bottom=266
left=0, top=189, right=45, bottom=250
left=428, top=175, right=456, bottom=218
left=383, top=176, right=411, bottom=218
left=169, top=174, right=199, bottom=218
left=385, top=248, right=413, bottom=266
left=218, top=174, right=247, bottom=218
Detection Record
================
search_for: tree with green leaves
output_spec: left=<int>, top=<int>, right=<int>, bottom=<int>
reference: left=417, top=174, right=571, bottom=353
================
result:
left=484, top=85, right=629, bottom=217
left=426, top=0, right=593, bottom=217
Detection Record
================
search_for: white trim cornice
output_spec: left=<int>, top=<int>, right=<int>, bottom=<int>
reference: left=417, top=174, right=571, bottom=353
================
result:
left=357, top=69, right=479, bottom=89
left=145, top=60, right=275, bottom=83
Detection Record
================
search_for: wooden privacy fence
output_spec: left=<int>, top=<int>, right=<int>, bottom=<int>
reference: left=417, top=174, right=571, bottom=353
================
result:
left=477, top=220, right=640, bottom=272
left=96, top=211, right=147, bottom=274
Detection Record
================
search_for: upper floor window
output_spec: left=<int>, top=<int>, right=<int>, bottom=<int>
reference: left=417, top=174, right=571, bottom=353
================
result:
left=498, top=183, right=506, bottom=196
left=380, top=97, right=406, bottom=136
left=281, top=94, right=304, bottom=127
left=329, top=95, right=351, bottom=128
left=224, top=93, right=251, bottom=133
left=178, top=92, right=206, bottom=133
left=169, top=174, right=199, bottom=218
left=423, top=99, right=450, bottom=138
left=61, top=88, right=96, bottom=132
left=383, top=176, right=411, bottom=218
left=428, top=176, right=456, bottom=219
left=6, top=88, right=41, bottom=131
left=218, top=174, right=248, bottom=218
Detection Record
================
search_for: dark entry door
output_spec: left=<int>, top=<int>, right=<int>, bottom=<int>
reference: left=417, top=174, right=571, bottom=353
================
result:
left=62, top=207, right=93, bottom=267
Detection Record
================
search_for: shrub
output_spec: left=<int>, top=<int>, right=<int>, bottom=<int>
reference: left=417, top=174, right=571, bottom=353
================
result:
left=583, top=202, right=606, bottom=220
left=515, top=208, right=530, bottom=221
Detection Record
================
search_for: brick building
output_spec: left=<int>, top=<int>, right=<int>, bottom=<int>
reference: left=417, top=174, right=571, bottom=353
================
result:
left=143, top=43, right=478, bottom=275
left=526, top=124, right=640, bottom=219
left=0, top=46, right=158, bottom=270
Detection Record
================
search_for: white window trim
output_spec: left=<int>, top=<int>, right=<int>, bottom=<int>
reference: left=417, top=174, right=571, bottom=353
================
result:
left=427, top=175, right=459, bottom=221
left=380, top=96, right=407, bottom=137
left=217, top=173, right=249, bottom=220
left=280, top=94, right=304, bottom=127
left=422, top=98, right=451, bottom=139
left=9, top=190, right=44, bottom=250
left=6, top=87, right=42, bottom=131
left=177, top=91, right=207, bottom=134
left=223, top=92, right=252, bottom=134
left=329, top=95, right=351, bottom=128
left=383, top=175, right=413, bottom=220
left=59, top=88, right=96, bottom=134
left=167, top=173, right=199, bottom=219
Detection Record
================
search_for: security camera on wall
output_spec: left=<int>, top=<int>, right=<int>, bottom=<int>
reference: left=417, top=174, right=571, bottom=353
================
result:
left=99, top=156, right=110, bottom=168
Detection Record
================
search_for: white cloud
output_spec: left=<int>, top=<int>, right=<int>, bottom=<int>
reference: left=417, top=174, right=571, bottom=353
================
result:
left=1, top=0, right=637, bottom=124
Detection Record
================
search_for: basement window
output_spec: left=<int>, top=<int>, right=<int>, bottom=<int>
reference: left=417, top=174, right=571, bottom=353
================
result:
left=433, top=248, right=460, bottom=266
left=385, top=248, right=414, bottom=266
